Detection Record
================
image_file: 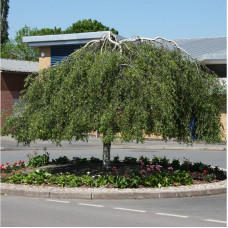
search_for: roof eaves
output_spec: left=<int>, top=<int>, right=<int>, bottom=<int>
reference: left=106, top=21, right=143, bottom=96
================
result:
left=0, top=59, right=39, bottom=73
left=23, top=31, right=125, bottom=47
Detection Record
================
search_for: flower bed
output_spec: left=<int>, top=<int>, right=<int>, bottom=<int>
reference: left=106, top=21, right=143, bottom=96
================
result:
left=0, top=152, right=226, bottom=189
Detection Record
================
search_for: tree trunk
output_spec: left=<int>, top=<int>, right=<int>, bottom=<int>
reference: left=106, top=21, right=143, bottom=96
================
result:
left=102, top=142, right=111, bottom=168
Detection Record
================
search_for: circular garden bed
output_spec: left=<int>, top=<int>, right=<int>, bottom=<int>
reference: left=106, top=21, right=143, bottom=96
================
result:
left=0, top=151, right=226, bottom=189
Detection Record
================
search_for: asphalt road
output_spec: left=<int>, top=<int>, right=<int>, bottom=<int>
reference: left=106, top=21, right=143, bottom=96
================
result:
left=1, top=137, right=227, bottom=227
left=1, top=137, right=226, bottom=169
left=1, top=147, right=227, bottom=169
left=1, top=194, right=226, bottom=227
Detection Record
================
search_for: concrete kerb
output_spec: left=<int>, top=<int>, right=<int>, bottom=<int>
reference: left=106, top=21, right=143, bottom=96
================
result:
left=1, top=180, right=226, bottom=200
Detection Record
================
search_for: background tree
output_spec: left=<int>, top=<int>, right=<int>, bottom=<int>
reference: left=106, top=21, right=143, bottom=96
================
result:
left=1, top=0, right=10, bottom=44
left=2, top=33, right=225, bottom=168
left=1, top=25, right=63, bottom=61
left=1, top=19, right=118, bottom=61
left=65, top=19, right=118, bottom=34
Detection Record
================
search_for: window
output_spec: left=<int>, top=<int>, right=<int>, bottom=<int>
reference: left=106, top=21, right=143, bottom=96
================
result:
left=206, top=64, right=227, bottom=78
left=13, top=99, right=25, bottom=116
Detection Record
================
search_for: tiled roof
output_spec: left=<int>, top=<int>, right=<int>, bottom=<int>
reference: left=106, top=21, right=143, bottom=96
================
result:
left=0, top=59, right=39, bottom=73
left=174, top=37, right=226, bottom=62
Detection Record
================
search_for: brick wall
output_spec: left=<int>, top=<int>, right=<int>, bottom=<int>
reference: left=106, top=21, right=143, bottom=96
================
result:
left=1, top=72, right=28, bottom=127
left=39, top=46, right=51, bottom=69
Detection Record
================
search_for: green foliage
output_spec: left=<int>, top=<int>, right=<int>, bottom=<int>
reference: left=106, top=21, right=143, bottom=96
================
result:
left=81, top=175, right=94, bottom=187
left=52, top=156, right=70, bottom=165
left=171, top=158, right=181, bottom=170
left=1, top=0, right=9, bottom=44
left=202, top=173, right=216, bottom=183
left=7, top=172, right=25, bottom=184
left=108, top=175, right=129, bottom=188
left=139, top=156, right=150, bottom=165
left=1, top=19, right=118, bottom=61
left=27, top=154, right=49, bottom=167
left=94, top=175, right=109, bottom=187
left=1, top=26, right=40, bottom=61
left=65, top=19, right=118, bottom=34
left=90, top=156, right=101, bottom=163
left=76, top=158, right=88, bottom=165
left=2, top=36, right=225, bottom=165
left=172, top=170, right=193, bottom=185
left=23, top=169, right=52, bottom=185
left=1, top=160, right=25, bottom=173
left=48, top=173, right=83, bottom=187
left=152, top=156, right=170, bottom=168
left=1, top=155, right=225, bottom=187
left=123, top=157, right=137, bottom=164
left=113, top=155, right=120, bottom=163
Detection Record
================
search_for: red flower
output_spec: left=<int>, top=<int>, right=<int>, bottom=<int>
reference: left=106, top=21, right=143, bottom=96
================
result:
left=203, top=170, right=207, bottom=173
left=112, top=167, right=117, bottom=171
left=0, top=166, right=2, bottom=170
left=6, top=162, right=9, bottom=165
left=1, top=164, right=4, bottom=167
left=14, top=162, right=18, bottom=165
left=5, top=169, right=8, bottom=172
left=22, top=161, right=24, bottom=163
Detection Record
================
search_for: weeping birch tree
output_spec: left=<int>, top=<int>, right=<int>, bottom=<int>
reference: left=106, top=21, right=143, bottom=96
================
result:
left=2, top=32, right=225, bottom=168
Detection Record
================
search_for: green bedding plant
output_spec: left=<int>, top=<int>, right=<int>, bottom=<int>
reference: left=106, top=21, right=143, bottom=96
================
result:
left=52, top=156, right=70, bottom=165
left=0, top=155, right=226, bottom=188
left=27, top=154, right=49, bottom=167
left=0, top=169, right=195, bottom=188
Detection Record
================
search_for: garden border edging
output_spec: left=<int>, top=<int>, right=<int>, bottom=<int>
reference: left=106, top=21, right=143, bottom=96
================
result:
left=1, top=180, right=226, bottom=200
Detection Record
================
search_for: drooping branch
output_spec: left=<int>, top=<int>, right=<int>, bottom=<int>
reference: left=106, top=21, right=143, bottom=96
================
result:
left=66, top=31, right=199, bottom=67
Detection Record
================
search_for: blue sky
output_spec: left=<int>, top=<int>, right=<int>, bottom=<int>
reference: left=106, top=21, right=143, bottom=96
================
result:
left=8, top=0, right=226, bottom=39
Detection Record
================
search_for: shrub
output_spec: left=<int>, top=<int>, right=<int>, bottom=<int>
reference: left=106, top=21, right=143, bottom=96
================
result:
left=76, top=158, right=88, bottom=165
left=52, top=156, right=70, bottom=165
left=139, top=156, right=150, bottom=165
left=180, top=158, right=192, bottom=172
left=123, top=157, right=137, bottom=164
left=113, top=155, right=120, bottom=163
left=90, top=157, right=101, bottom=163
left=171, top=158, right=181, bottom=170
left=152, top=156, right=170, bottom=168
left=27, top=154, right=49, bottom=167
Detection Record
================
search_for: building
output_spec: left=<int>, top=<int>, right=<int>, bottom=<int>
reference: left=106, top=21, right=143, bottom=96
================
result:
left=23, top=31, right=124, bottom=69
left=1, top=59, right=39, bottom=126
left=174, top=37, right=226, bottom=78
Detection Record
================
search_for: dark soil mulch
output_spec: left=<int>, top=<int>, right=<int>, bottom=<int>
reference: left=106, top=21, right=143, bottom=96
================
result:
left=1, top=161, right=225, bottom=186
left=44, top=161, right=142, bottom=177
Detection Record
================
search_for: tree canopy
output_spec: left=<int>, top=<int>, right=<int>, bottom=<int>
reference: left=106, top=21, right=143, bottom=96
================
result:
left=2, top=33, right=225, bottom=167
left=1, top=0, right=10, bottom=44
left=1, top=19, right=118, bottom=61
left=65, top=19, right=118, bottom=34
